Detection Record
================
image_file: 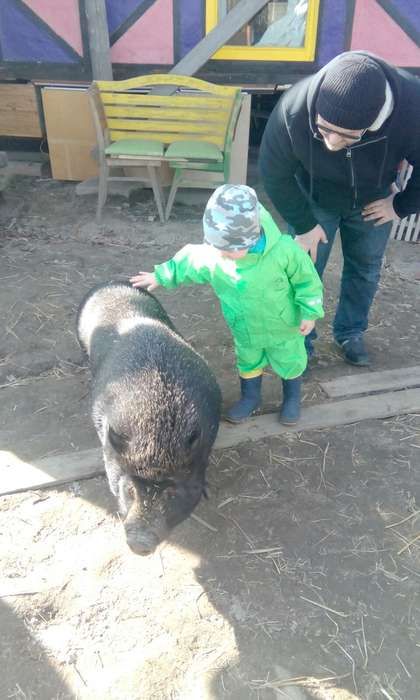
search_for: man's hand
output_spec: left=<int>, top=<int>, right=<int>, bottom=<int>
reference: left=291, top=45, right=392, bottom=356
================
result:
left=299, top=319, right=315, bottom=336
left=362, top=193, right=399, bottom=226
left=294, top=224, right=328, bottom=262
left=130, top=271, right=159, bottom=292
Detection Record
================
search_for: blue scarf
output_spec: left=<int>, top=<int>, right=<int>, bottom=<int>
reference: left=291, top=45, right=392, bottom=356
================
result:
left=248, top=231, right=266, bottom=254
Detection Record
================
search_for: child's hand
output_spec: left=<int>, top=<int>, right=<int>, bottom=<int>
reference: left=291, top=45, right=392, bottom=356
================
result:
left=130, top=271, right=159, bottom=292
left=299, top=319, right=315, bottom=336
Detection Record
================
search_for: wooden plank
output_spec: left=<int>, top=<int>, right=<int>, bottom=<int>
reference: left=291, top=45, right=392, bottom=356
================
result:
left=2, top=388, right=420, bottom=496
left=404, top=214, right=416, bottom=242
left=42, top=88, right=99, bottom=181
left=320, top=366, right=420, bottom=399
left=216, top=388, right=420, bottom=449
left=396, top=218, right=406, bottom=241
left=0, top=448, right=103, bottom=496
left=85, top=0, right=113, bottom=80
left=228, top=93, right=251, bottom=184
left=7, top=160, right=44, bottom=177
left=109, top=130, right=225, bottom=147
left=76, top=175, right=177, bottom=196
left=0, top=84, right=42, bottom=138
left=413, top=215, right=420, bottom=243
left=104, top=106, right=229, bottom=122
left=97, top=75, right=238, bottom=95
left=101, top=94, right=233, bottom=109
left=169, top=0, right=270, bottom=76
left=390, top=218, right=399, bottom=240
left=107, top=118, right=226, bottom=134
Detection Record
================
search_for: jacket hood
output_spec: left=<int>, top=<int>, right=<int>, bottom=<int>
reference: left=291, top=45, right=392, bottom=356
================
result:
left=259, top=205, right=284, bottom=255
left=306, top=51, right=402, bottom=140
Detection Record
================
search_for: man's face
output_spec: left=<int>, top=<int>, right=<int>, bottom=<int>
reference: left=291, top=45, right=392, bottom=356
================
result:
left=315, top=115, right=367, bottom=151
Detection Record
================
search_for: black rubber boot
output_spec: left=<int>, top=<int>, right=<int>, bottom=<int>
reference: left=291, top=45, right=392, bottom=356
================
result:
left=279, top=377, right=302, bottom=425
left=225, top=375, right=262, bottom=424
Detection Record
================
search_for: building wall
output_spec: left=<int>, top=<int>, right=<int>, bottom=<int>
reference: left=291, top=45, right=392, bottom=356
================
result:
left=0, top=0, right=418, bottom=84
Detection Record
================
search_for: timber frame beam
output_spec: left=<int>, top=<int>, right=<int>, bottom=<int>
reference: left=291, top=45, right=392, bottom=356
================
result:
left=170, top=0, right=270, bottom=76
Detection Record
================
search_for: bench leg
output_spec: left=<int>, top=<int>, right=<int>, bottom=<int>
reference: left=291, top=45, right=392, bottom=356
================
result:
left=147, top=165, right=165, bottom=223
left=96, top=161, right=109, bottom=224
left=165, top=168, right=183, bottom=221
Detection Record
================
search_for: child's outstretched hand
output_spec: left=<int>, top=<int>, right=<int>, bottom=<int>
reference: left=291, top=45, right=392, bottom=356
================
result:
left=300, top=319, right=315, bottom=336
left=130, top=271, right=159, bottom=292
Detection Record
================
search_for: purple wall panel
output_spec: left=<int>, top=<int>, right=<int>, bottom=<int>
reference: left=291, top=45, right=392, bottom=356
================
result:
left=105, top=0, right=145, bottom=35
left=0, top=0, right=77, bottom=62
left=177, top=0, right=203, bottom=58
left=385, top=0, right=420, bottom=33
left=316, top=0, right=348, bottom=67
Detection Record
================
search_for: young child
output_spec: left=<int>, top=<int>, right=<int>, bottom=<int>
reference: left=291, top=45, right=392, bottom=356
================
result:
left=130, top=184, right=324, bottom=425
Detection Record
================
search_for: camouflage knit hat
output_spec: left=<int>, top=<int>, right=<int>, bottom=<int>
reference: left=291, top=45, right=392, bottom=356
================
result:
left=203, top=184, right=261, bottom=250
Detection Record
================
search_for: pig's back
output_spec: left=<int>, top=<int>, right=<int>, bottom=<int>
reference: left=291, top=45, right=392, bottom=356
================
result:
left=77, top=281, right=175, bottom=356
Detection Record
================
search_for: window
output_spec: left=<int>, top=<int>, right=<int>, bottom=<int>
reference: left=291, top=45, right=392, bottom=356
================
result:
left=206, top=0, right=320, bottom=61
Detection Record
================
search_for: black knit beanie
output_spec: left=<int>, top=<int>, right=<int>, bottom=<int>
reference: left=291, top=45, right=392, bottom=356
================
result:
left=316, top=54, right=386, bottom=129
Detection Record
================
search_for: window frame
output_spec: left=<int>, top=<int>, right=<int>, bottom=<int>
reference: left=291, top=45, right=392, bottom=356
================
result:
left=205, top=0, right=320, bottom=61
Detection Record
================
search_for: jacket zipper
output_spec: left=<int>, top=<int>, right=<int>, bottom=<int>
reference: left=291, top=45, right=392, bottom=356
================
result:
left=346, top=148, right=357, bottom=207
left=346, top=135, right=388, bottom=208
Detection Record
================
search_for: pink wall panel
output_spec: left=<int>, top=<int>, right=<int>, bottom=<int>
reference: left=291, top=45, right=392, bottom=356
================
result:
left=111, top=0, right=173, bottom=65
left=22, top=0, right=83, bottom=55
left=351, top=0, right=420, bottom=67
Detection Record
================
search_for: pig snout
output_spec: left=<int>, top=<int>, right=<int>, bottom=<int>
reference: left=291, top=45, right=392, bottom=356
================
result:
left=121, top=476, right=205, bottom=555
left=121, top=478, right=169, bottom=555
left=125, top=526, right=160, bottom=556
left=123, top=502, right=162, bottom=555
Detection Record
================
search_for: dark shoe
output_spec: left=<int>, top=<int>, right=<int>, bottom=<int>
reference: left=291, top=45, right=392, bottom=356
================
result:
left=304, top=336, right=315, bottom=360
left=337, top=336, right=370, bottom=366
left=225, top=376, right=262, bottom=424
left=279, top=377, right=302, bottom=425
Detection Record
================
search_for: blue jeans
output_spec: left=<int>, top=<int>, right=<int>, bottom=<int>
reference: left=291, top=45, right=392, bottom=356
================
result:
left=296, top=203, right=392, bottom=346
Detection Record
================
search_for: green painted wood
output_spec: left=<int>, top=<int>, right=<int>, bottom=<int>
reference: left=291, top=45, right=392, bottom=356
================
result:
left=165, top=141, right=223, bottom=160
left=105, top=139, right=165, bottom=157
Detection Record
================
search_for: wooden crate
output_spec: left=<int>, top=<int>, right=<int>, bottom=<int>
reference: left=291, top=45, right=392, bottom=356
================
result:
left=0, top=83, right=42, bottom=138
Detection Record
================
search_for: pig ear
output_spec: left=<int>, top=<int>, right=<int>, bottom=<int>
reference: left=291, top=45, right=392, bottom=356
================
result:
left=108, top=425, right=129, bottom=454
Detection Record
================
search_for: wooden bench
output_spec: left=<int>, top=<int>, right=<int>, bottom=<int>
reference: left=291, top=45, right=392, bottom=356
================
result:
left=88, top=74, right=243, bottom=223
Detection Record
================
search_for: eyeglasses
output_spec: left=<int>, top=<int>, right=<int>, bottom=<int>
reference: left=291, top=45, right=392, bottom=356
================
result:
left=315, top=122, right=367, bottom=144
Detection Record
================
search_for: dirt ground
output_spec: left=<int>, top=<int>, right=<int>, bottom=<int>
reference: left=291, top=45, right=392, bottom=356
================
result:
left=0, top=171, right=419, bottom=700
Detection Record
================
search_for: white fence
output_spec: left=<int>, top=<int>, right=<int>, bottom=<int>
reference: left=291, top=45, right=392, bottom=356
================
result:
left=391, top=162, right=420, bottom=242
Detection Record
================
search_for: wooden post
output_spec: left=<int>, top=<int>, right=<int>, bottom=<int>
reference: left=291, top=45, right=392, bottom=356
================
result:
left=228, top=93, right=252, bottom=184
left=85, top=0, right=113, bottom=80
left=170, top=0, right=269, bottom=76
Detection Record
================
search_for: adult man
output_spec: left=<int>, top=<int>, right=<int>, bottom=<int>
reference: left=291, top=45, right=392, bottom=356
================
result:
left=259, top=51, right=420, bottom=366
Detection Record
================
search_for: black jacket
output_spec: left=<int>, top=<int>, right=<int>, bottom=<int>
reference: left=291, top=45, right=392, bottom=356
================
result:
left=259, top=52, right=420, bottom=234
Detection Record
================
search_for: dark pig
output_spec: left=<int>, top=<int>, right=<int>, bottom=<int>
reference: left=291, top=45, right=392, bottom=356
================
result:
left=77, top=281, right=221, bottom=555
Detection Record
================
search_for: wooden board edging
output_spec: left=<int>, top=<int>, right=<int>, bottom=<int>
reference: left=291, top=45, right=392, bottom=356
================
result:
left=320, top=366, right=420, bottom=399
left=2, top=388, right=420, bottom=497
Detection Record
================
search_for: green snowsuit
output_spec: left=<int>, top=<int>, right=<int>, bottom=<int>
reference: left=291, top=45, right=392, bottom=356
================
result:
left=154, top=205, right=324, bottom=379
